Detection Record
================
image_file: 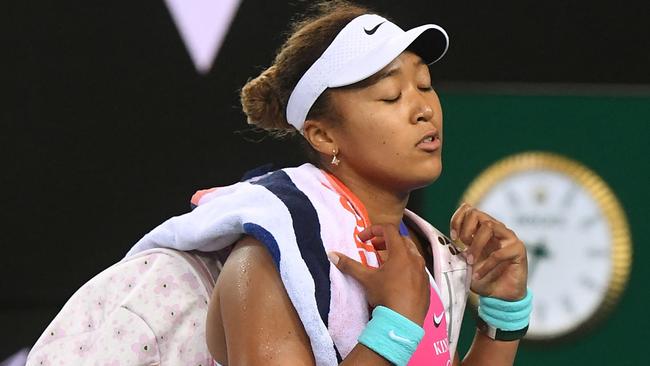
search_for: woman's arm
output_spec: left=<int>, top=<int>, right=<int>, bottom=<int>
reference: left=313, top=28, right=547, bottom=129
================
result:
left=207, top=224, right=431, bottom=365
left=449, top=203, right=530, bottom=366
left=206, top=236, right=315, bottom=365
left=206, top=235, right=393, bottom=366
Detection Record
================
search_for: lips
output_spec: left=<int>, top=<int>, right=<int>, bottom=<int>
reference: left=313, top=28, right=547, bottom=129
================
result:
left=416, top=131, right=441, bottom=152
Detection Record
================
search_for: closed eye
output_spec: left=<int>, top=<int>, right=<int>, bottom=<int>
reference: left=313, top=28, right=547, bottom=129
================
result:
left=419, top=85, right=434, bottom=92
left=381, top=93, right=401, bottom=103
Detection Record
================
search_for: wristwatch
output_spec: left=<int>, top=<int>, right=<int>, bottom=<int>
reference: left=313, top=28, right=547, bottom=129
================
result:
left=476, top=317, right=529, bottom=341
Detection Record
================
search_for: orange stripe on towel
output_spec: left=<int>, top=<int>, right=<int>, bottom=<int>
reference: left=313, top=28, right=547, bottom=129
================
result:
left=190, top=187, right=218, bottom=207
left=321, top=171, right=381, bottom=268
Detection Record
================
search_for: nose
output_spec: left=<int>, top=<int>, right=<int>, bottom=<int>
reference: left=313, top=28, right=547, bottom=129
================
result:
left=412, top=103, right=434, bottom=124
left=408, top=85, right=435, bottom=124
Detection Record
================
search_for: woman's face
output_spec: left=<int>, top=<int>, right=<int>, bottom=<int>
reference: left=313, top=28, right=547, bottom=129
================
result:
left=328, top=51, right=443, bottom=193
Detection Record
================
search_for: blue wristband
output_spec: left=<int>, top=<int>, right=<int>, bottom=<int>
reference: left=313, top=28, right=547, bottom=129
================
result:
left=478, top=290, right=533, bottom=331
left=358, top=306, right=424, bottom=366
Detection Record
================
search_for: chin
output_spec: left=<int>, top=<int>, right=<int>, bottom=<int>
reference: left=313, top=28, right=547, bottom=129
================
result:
left=403, top=158, right=443, bottom=191
left=414, top=169, right=442, bottom=189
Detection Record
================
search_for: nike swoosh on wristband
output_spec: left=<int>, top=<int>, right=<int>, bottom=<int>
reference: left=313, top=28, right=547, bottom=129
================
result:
left=433, top=311, right=444, bottom=328
left=363, top=21, right=385, bottom=35
left=388, top=330, right=415, bottom=345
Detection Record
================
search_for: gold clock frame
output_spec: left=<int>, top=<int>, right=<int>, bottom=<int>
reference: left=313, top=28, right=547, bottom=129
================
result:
left=461, top=151, right=632, bottom=342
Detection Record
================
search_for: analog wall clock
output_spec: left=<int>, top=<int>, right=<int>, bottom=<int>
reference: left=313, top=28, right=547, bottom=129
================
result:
left=460, top=152, right=632, bottom=342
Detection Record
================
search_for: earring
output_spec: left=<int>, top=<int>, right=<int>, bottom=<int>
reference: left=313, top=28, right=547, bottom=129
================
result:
left=330, top=149, right=340, bottom=166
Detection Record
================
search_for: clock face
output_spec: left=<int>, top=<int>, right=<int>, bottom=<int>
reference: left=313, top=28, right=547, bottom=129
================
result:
left=461, top=152, right=632, bottom=342
left=477, top=170, right=611, bottom=339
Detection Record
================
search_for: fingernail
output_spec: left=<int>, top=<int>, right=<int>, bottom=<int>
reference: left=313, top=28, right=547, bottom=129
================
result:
left=473, top=272, right=480, bottom=280
left=327, top=252, right=339, bottom=265
left=450, top=229, right=457, bottom=241
left=466, top=254, right=474, bottom=265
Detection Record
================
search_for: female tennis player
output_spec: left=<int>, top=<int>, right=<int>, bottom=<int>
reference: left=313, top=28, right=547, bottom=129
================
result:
left=206, top=1, right=530, bottom=365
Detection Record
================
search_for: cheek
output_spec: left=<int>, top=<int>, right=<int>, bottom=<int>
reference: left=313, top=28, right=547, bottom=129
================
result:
left=346, top=126, right=409, bottom=171
left=345, top=111, right=402, bottom=153
left=337, top=100, right=423, bottom=160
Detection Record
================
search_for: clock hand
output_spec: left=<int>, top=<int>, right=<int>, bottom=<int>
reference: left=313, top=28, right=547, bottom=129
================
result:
left=527, top=241, right=550, bottom=280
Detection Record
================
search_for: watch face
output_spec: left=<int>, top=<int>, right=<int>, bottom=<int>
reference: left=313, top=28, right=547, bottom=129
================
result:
left=461, top=152, right=631, bottom=342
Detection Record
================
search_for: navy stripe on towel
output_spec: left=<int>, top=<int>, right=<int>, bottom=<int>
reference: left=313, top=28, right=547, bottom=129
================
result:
left=335, top=346, right=343, bottom=363
left=252, top=170, right=331, bottom=328
left=243, top=223, right=281, bottom=267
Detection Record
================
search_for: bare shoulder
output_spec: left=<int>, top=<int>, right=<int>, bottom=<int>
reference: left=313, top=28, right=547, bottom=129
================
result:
left=206, top=236, right=315, bottom=366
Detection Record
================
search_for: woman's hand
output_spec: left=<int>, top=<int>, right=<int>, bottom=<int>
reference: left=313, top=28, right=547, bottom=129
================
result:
left=451, top=203, right=528, bottom=301
left=328, top=224, right=430, bottom=326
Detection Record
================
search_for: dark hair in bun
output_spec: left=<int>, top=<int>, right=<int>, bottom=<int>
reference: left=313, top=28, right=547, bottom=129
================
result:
left=240, top=1, right=370, bottom=137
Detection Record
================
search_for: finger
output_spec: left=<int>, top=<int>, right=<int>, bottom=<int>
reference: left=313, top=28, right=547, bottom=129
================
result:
left=479, top=236, right=503, bottom=262
left=402, top=237, right=422, bottom=258
left=381, top=224, right=409, bottom=259
left=450, top=203, right=472, bottom=240
left=472, top=244, right=524, bottom=280
left=461, top=209, right=490, bottom=245
left=466, top=221, right=494, bottom=265
left=327, top=251, right=371, bottom=284
left=393, top=232, right=421, bottom=260
left=489, top=221, right=518, bottom=242
left=358, top=225, right=384, bottom=242
left=377, top=250, right=389, bottom=262
left=370, top=236, right=386, bottom=251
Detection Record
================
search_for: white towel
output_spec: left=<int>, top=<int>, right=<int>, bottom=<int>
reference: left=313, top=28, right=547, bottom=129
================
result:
left=127, top=163, right=469, bottom=364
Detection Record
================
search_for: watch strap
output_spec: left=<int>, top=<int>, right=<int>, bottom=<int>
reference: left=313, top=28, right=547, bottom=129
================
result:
left=477, top=316, right=528, bottom=341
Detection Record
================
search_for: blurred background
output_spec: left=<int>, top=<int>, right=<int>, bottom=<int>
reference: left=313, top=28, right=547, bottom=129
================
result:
left=2, top=0, right=649, bottom=364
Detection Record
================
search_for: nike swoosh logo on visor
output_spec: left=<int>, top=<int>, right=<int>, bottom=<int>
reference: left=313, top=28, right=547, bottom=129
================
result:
left=364, top=21, right=385, bottom=35
left=433, top=311, right=444, bottom=327
left=388, top=330, right=415, bottom=345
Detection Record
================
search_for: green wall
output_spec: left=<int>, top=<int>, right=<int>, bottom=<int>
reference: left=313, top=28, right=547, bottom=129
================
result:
left=421, top=91, right=650, bottom=365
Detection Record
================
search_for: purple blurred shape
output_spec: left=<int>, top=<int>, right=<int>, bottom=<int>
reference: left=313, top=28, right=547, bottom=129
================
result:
left=0, top=348, right=28, bottom=366
left=165, top=0, right=243, bottom=74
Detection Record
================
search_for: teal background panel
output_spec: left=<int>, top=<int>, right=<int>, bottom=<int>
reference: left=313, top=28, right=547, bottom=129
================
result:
left=421, top=92, right=650, bottom=365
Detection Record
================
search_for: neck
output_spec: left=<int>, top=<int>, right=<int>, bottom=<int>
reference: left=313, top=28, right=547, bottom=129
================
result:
left=326, top=166, right=409, bottom=227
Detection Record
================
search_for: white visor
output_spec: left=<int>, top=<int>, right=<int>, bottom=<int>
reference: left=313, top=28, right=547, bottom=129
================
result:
left=286, top=14, right=449, bottom=131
